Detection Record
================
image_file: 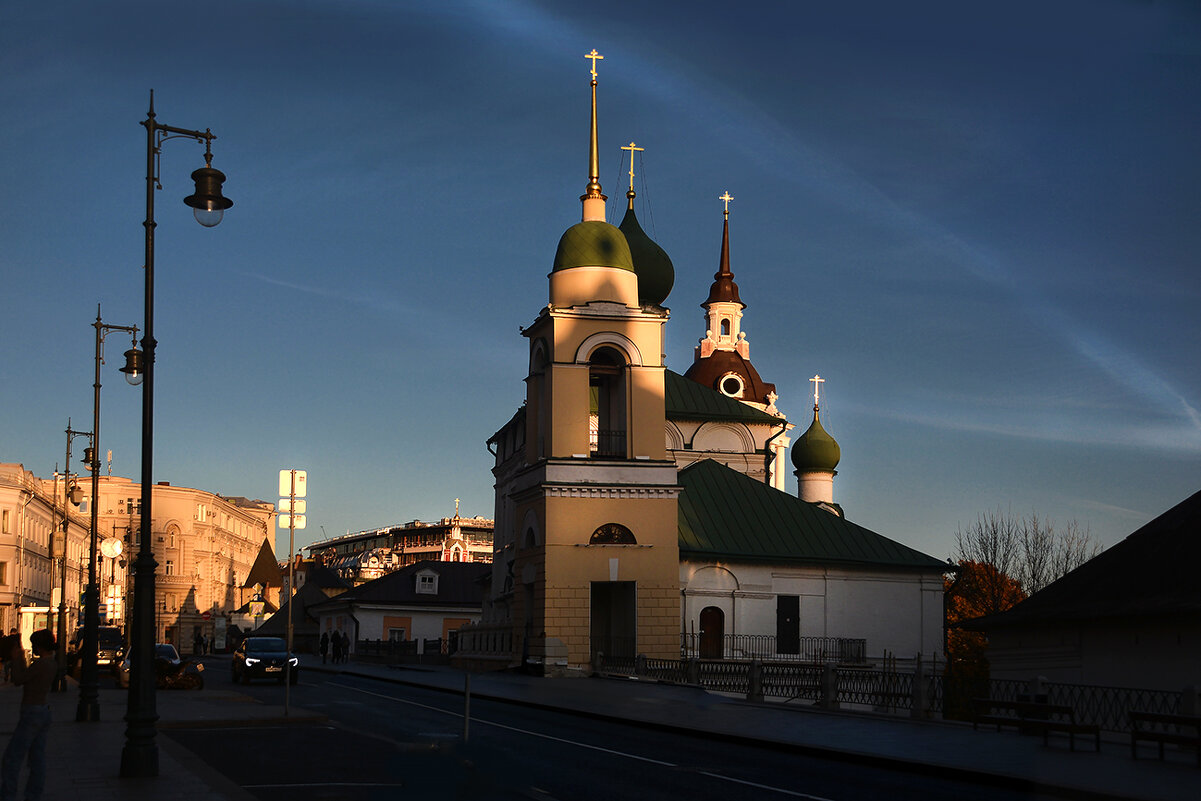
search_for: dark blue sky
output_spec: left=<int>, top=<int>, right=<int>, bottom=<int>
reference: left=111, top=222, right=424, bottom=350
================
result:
left=2, top=0, right=1198, bottom=557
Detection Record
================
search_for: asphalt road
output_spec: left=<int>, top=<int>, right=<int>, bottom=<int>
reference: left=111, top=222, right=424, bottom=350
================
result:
left=163, top=671, right=1061, bottom=801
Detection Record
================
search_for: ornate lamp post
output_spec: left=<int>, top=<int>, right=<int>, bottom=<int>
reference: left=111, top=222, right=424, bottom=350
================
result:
left=76, top=306, right=140, bottom=722
left=55, top=421, right=91, bottom=691
left=122, top=92, right=232, bottom=779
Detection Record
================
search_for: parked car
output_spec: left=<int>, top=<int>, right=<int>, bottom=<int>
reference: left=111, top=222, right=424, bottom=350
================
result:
left=115, top=643, right=204, bottom=690
left=67, top=626, right=125, bottom=674
left=231, top=636, right=298, bottom=685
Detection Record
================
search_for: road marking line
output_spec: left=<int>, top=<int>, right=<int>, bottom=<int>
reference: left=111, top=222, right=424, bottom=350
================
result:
left=698, top=771, right=836, bottom=801
left=328, top=681, right=838, bottom=798
left=243, top=783, right=406, bottom=789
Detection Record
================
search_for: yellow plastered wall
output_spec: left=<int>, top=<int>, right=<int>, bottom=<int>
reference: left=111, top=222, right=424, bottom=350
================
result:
left=540, top=493, right=680, bottom=663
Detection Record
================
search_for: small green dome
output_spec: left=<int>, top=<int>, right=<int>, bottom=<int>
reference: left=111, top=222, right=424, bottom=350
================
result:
left=552, top=220, right=634, bottom=272
left=619, top=205, right=674, bottom=306
left=792, top=409, right=841, bottom=472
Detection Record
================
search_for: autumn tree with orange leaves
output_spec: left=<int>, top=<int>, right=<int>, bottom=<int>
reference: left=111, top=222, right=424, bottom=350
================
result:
left=944, top=509, right=1099, bottom=678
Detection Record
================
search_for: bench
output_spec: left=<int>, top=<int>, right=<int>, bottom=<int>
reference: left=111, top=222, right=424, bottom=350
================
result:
left=1130, top=711, right=1201, bottom=766
left=972, top=698, right=1100, bottom=752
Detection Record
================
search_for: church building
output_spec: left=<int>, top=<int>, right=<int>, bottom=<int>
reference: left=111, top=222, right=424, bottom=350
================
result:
left=480, top=52, right=946, bottom=675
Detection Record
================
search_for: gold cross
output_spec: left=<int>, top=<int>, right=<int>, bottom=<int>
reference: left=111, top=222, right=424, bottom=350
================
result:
left=719, top=191, right=734, bottom=216
left=809, top=374, right=825, bottom=406
left=585, top=49, right=604, bottom=80
left=621, top=141, right=644, bottom=191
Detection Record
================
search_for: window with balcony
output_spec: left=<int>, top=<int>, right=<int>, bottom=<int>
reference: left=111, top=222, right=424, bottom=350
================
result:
left=589, top=346, right=627, bottom=459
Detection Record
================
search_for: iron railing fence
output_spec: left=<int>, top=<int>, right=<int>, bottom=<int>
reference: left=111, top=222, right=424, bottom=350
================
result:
left=698, top=659, right=751, bottom=695
left=598, top=653, right=1183, bottom=733
left=355, top=637, right=447, bottom=659
left=590, top=429, right=626, bottom=458
left=680, top=633, right=867, bottom=664
left=837, top=668, right=915, bottom=710
left=761, top=662, right=823, bottom=701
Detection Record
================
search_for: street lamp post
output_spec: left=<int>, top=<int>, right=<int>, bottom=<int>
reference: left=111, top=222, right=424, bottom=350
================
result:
left=56, top=421, right=91, bottom=692
left=76, top=305, right=140, bottom=722
left=122, top=92, right=232, bottom=779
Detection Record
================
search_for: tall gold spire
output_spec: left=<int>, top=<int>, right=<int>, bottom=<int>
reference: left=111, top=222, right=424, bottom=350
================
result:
left=581, top=49, right=607, bottom=220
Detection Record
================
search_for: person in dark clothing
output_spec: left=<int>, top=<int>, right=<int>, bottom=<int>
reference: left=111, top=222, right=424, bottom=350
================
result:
left=2, top=629, right=57, bottom=801
left=319, top=631, right=329, bottom=664
left=340, top=631, right=351, bottom=663
left=330, top=630, right=342, bottom=664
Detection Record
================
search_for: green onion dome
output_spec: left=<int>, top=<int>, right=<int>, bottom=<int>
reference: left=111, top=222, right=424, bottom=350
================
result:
left=552, top=220, right=634, bottom=272
left=619, top=204, right=674, bottom=306
left=792, top=408, right=841, bottom=472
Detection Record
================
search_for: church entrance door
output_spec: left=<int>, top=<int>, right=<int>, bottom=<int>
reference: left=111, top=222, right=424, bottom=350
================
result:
left=590, top=581, right=636, bottom=659
left=699, top=606, right=724, bottom=658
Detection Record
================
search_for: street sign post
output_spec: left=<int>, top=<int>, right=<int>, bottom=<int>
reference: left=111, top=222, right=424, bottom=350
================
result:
left=277, top=469, right=306, bottom=717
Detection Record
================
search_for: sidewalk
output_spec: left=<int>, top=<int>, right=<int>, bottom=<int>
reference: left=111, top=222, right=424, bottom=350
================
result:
left=0, top=655, right=1196, bottom=800
left=0, top=663, right=323, bottom=801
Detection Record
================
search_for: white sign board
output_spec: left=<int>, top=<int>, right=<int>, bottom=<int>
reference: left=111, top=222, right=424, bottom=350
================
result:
left=278, top=499, right=306, bottom=514
left=278, top=514, right=306, bottom=530
left=278, top=469, right=307, bottom=498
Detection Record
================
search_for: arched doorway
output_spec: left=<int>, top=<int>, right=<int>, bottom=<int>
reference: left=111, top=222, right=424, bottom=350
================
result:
left=699, top=606, right=724, bottom=659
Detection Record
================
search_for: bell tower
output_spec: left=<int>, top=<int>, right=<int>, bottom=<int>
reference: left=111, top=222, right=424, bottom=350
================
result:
left=507, top=51, right=681, bottom=674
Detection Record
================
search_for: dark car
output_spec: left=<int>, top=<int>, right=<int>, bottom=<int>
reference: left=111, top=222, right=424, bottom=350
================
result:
left=68, top=626, right=125, bottom=674
left=231, top=636, right=298, bottom=685
left=115, top=643, right=204, bottom=690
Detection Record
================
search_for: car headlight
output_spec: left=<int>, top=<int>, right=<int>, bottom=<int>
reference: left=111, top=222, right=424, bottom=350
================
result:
left=288, top=657, right=298, bottom=666
left=244, top=657, right=260, bottom=666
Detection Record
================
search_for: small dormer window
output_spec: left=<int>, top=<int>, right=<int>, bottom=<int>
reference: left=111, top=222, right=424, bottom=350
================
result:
left=416, top=570, right=439, bottom=595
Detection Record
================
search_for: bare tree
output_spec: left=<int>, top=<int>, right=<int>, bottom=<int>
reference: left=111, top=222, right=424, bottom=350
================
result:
left=954, top=508, right=1101, bottom=597
left=954, top=509, right=1021, bottom=614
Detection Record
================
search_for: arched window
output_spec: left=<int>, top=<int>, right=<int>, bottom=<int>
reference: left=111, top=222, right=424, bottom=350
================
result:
left=720, top=319, right=731, bottom=337
left=589, top=523, right=636, bottom=545
left=589, top=346, right=627, bottom=458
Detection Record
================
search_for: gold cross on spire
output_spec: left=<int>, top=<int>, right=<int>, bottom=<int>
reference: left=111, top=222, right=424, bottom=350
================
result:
left=809, top=374, right=825, bottom=407
left=719, top=191, right=734, bottom=218
left=585, top=49, right=604, bottom=81
left=621, top=141, right=644, bottom=191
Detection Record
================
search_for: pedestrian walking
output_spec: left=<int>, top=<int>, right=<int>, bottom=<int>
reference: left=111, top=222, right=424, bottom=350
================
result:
left=319, top=631, right=329, bottom=664
left=1, top=630, right=15, bottom=684
left=330, top=630, right=342, bottom=664
left=1, top=629, right=57, bottom=801
left=340, top=630, right=351, bottom=663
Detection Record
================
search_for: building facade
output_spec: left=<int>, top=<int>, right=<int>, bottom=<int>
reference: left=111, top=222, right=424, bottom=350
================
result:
left=306, top=506, right=492, bottom=586
left=0, top=463, right=91, bottom=642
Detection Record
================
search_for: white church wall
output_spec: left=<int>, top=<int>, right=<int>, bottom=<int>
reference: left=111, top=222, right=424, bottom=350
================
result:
left=681, top=560, right=944, bottom=661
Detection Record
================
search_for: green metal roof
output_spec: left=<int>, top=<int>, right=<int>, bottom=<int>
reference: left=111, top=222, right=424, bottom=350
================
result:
left=552, top=220, right=634, bottom=272
left=792, top=409, right=841, bottom=471
left=665, top=369, right=783, bottom=426
left=678, top=459, right=946, bottom=570
left=619, top=205, right=674, bottom=305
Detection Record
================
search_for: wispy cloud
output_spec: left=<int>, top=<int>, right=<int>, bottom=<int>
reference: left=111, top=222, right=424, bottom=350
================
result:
left=240, top=270, right=413, bottom=315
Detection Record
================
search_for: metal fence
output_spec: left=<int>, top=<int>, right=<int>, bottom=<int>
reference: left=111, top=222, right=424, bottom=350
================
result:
left=680, top=633, right=867, bottom=664
left=598, top=653, right=1183, bottom=733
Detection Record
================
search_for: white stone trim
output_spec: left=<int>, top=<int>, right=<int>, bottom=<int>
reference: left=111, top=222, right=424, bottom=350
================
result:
left=574, top=331, right=643, bottom=366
